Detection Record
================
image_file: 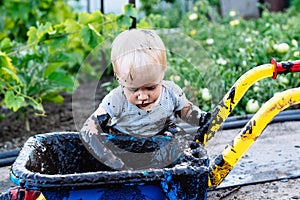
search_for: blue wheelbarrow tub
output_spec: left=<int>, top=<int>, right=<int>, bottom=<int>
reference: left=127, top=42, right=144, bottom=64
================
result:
left=10, top=132, right=209, bottom=200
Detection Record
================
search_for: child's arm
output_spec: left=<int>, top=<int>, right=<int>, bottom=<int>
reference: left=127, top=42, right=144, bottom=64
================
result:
left=79, top=106, right=125, bottom=170
left=177, top=103, right=211, bottom=127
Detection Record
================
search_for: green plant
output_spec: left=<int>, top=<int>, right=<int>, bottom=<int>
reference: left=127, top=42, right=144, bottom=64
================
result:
left=139, top=0, right=186, bottom=28
left=0, top=2, right=140, bottom=130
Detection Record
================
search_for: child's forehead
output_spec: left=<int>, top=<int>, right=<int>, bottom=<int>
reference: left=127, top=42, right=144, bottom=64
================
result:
left=117, top=66, right=164, bottom=88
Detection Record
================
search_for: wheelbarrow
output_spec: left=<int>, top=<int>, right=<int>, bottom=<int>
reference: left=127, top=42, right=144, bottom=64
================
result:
left=1, top=58, right=300, bottom=200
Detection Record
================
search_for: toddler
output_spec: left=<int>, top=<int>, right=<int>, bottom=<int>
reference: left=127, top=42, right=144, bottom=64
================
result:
left=80, top=29, right=209, bottom=170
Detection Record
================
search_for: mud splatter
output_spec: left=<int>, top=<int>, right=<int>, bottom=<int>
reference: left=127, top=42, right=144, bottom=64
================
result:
left=227, top=87, right=236, bottom=112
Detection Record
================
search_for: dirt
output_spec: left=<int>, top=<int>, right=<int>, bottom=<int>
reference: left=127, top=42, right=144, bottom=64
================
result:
left=0, top=79, right=107, bottom=150
left=0, top=79, right=299, bottom=199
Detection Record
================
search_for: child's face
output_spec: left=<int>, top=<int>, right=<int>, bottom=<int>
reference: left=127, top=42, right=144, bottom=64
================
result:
left=116, top=62, right=165, bottom=111
left=123, top=82, right=163, bottom=111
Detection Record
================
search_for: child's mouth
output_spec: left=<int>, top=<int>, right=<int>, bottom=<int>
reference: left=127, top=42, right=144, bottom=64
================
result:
left=140, top=103, right=150, bottom=107
left=139, top=102, right=152, bottom=107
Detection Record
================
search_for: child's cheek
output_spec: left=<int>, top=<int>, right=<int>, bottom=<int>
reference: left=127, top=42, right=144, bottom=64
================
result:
left=126, top=93, right=138, bottom=105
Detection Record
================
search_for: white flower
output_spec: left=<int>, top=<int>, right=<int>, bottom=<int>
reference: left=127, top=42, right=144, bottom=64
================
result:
left=293, top=51, right=300, bottom=57
left=229, top=10, right=236, bottom=17
left=216, top=58, right=227, bottom=65
left=292, top=39, right=298, bottom=47
left=184, top=80, right=190, bottom=86
left=230, top=19, right=240, bottom=26
left=239, top=48, right=246, bottom=53
left=170, top=75, right=181, bottom=82
left=206, top=38, right=214, bottom=45
left=278, top=76, right=289, bottom=85
left=245, top=37, right=252, bottom=43
left=242, top=60, right=247, bottom=66
left=253, top=86, right=260, bottom=92
left=274, top=43, right=289, bottom=54
left=202, top=88, right=212, bottom=101
left=189, top=13, right=198, bottom=21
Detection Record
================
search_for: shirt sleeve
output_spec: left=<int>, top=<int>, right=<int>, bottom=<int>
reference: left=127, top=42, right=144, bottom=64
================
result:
left=99, top=86, right=124, bottom=118
left=164, top=81, right=192, bottom=111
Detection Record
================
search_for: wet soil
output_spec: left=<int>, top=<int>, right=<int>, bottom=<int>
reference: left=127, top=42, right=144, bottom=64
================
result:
left=0, top=80, right=299, bottom=199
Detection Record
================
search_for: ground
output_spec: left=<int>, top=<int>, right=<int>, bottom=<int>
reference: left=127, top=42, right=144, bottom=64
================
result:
left=0, top=80, right=299, bottom=199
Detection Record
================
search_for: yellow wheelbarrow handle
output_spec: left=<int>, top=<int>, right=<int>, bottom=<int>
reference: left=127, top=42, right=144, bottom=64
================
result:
left=208, top=87, right=300, bottom=187
left=198, top=63, right=274, bottom=145
left=198, top=59, right=300, bottom=146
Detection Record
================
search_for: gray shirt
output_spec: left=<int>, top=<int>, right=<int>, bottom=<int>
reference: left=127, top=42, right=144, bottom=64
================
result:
left=100, top=80, right=191, bottom=136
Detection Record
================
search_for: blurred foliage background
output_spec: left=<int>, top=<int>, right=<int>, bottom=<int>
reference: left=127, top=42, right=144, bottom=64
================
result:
left=1, top=0, right=300, bottom=128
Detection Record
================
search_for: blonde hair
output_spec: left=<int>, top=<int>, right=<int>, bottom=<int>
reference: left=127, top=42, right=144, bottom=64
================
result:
left=111, top=29, right=167, bottom=82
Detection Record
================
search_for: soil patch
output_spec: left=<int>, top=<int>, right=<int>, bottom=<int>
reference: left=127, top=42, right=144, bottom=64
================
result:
left=0, top=77, right=111, bottom=151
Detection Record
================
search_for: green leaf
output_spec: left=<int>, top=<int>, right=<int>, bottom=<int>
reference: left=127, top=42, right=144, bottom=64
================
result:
left=80, top=25, right=104, bottom=49
left=42, top=92, right=64, bottom=104
left=123, top=4, right=137, bottom=18
left=43, top=62, right=66, bottom=78
left=36, top=22, right=53, bottom=42
left=27, top=22, right=54, bottom=44
left=47, top=35, right=68, bottom=54
left=27, top=84, right=42, bottom=96
left=117, top=15, right=132, bottom=28
left=64, top=50, right=85, bottom=67
left=0, top=38, right=12, bottom=50
left=64, top=19, right=82, bottom=33
left=8, top=1, right=30, bottom=21
left=1, top=67, right=20, bottom=82
left=0, top=52, right=20, bottom=82
left=4, top=91, right=25, bottom=112
left=27, top=98, right=45, bottom=114
left=27, top=27, right=38, bottom=45
left=88, top=24, right=101, bottom=37
left=48, top=71, right=75, bottom=91
left=80, top=26, right=91, bottom=45
left=78, top=11, right=104, bottom=25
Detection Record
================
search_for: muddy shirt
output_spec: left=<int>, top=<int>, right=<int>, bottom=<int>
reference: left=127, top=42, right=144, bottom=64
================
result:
left=99, top=80, right=191, bottom=136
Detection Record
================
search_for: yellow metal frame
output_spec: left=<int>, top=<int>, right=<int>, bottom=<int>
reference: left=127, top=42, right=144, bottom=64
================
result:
left=199, top=63, right=275, bottom=146
left=208, top=87, right=300, bottom=186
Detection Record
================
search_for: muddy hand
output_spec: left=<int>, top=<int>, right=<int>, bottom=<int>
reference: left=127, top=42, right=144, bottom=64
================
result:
left=194, top=112, right=211, bottom=144
left=79, top=114, right=126, bottom=170
left=80, top=129, right=126, bottom=170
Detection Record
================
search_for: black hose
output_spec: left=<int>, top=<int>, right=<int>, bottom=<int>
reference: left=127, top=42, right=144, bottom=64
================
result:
left=223, top=113, right=300, bottom=130
left=0, top=149, right=20, bottom=159
left=181, top=109, right=300, bottom=133
left=0, top=149, right=20, bottom=167
left=225, top=109, right=300, bottom=122
left=0, top=157, right=17, bottom=167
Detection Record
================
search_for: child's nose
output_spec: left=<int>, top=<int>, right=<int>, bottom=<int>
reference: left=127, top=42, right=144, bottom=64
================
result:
left=137, top=91, right=148, bottom=101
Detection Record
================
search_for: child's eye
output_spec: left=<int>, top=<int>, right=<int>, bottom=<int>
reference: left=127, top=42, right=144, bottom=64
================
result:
left=128, top=88, right=138, bottom=92
left=146, top=85, right=157, bottom=90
